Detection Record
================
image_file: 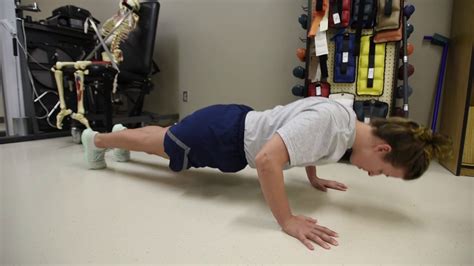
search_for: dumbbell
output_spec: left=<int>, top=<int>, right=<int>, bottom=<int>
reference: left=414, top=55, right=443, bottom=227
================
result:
left=298, top=14, right=308, bottom=30
left=404, top=4, right=415, bottom=19
left=406, top=23, right=414, bottom=39
left=400, top=43, right=414, bottom=58
left=398, top=64, right=415, bottom=80
left=395, top=85, right=413, bottom=98
left=293, top=66, right=306, bottom=79
left=296, top=48, right=306, bottom=62
left=292, top=84, right=305, bottom=97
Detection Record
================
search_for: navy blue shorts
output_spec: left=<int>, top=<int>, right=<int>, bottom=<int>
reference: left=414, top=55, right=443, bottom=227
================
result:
left=163, top=104, right=253, bottom=173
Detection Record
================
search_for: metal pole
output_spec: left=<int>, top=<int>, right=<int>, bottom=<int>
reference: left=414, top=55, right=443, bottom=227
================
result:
left=431, top=43, right=449, bottom=132
left=402, top=15, right=409, bottom=118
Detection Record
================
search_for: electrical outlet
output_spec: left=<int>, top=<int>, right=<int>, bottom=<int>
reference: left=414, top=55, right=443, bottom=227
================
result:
left=182, top=91, right=188, bottom=102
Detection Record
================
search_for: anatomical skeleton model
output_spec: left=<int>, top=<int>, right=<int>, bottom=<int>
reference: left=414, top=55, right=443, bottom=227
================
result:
left=51, top=0, right=140, bottom=129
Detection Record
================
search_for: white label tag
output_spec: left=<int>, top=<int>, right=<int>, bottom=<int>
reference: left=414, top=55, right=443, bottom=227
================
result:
left=404, top=104, right=409, bottom=111
left=342, top=52, right=349, bottom=63
left=314, top=31, right=329, bottom=56
left=364, top=116, right=371, bottom=124
left=404, top=56, right=408, bottom=63
left=368, top=68, right=374, bottom=79
left=320, top=8, right=329, bottom=31
left=316, top=86, right=322, bottom=96
left=333, top=13, right=341, bottom=24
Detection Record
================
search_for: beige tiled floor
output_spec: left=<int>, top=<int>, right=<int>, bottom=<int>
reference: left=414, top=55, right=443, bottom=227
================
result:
left=1, top=137, right=473, bottom=264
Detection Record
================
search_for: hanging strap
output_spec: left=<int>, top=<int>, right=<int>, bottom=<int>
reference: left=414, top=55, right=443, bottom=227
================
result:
left=384, top=0, right=393, bottom=16
left=316, top=0, right=323, bottom=11
left=341, top=33, right=350, bottom=74
left=363, top=100, right=372, bottom=124
left=368, top=100, right=375, bottom=123
left=331, top=0, right=342, bottom=25
left=367, top=36, right=376, bottom=88
left=354, top=0, right=366, bottom=56
left=319, top=54, right=329, bottom=79
left=338, top=0, right=343, bottom=12
left=367, top=1, right=376, bottom=26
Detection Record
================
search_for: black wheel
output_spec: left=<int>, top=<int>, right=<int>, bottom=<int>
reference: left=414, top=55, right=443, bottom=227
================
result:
left=71, top=127, right=82, bottom=144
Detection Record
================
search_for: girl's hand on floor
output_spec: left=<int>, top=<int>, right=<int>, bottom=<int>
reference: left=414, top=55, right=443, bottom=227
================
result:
left=308, top=177, right=348, bottom=192
left=282, top=215, right=339, bottom=250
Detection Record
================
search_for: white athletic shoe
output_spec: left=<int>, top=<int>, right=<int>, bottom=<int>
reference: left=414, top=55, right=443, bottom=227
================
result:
left=81, top=128, right=106, bottom=169
left=112, top=124, right=130, bottom=162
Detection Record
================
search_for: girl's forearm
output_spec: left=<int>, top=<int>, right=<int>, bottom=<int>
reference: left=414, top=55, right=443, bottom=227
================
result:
left=305, top=165, right=318, bottom=179
left=256, top=158, right=292, bottom=228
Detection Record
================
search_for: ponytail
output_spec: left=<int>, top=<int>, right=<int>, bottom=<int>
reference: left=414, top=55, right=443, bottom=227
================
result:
left=371, top=117, right=452, bottom=180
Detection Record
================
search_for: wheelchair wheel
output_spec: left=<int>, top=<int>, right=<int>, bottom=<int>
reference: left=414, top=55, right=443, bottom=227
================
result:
left=71, top=127, right=82, bottom=144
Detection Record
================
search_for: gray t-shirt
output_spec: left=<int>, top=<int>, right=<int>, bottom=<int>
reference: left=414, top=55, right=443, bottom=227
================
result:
left=243, top=97, right=356, bottom=169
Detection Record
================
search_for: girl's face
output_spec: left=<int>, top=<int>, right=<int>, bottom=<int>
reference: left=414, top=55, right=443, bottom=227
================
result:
left=350, top=144, right=405, bottom=179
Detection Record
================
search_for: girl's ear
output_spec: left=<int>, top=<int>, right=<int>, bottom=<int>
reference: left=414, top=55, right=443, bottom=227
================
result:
left=376, top=144, right=392, bottom=154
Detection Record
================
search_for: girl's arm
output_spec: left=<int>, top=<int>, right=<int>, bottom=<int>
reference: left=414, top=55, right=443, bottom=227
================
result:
left=255, top=133, right=339, bottom=250
left=306, top=165, right=318, bottom=179
left=306, top=165, right=348, bottom=192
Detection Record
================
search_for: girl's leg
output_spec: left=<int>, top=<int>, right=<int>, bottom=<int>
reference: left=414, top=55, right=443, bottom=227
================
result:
left=94, top=126, right=169, bottom=158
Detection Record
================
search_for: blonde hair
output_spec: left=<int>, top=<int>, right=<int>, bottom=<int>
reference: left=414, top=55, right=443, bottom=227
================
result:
left=371, top=117, right=453, bottom=180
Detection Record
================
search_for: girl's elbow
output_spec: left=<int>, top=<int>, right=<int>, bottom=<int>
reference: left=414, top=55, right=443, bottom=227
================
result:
left=255, top=151, right=270, bottom=169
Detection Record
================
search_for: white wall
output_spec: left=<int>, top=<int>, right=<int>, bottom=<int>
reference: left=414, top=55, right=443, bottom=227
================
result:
left=23, top=0, right=453, bottom=125
left=147, top=0, right=306, bottom=118
left=0, top=61, right=4, bottom=118
left=406, top=0, right=453, bottom=127
left=24, top=0, right=304, bottom=119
